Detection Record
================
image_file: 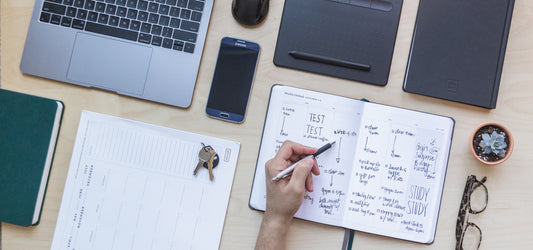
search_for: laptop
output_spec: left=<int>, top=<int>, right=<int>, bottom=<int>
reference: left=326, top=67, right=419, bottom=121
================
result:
left=21, top=0, right=213, bottom=108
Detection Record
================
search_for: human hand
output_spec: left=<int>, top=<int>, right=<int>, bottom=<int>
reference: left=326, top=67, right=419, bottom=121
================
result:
left=264, top=140, right=320, bottom=222
left=255, top=140, right=320, bottom=250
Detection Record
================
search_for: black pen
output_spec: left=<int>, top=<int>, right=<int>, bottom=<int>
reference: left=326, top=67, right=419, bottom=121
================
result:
left=272, top=141, right=336, bottom=182
left=289, top=51, right=371, bottom=72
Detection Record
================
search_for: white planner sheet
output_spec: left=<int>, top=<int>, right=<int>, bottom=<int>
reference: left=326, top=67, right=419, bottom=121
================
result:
left=51, top=111, right=240, bottom=250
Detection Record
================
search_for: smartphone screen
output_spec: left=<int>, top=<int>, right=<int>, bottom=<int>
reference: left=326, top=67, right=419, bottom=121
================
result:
left=206, top=37, right=260, bottom=123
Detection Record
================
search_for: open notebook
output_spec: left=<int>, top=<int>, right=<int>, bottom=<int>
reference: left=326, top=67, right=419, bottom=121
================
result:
left=249, top=85, right=454, bottom=244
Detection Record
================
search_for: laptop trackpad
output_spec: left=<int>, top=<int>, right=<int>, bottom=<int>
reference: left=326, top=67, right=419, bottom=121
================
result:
left=67, top=33, right=152, bottom=95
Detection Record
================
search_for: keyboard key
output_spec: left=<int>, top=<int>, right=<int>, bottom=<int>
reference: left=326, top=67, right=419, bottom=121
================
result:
left=95, top=2, right=105, bottom=12
left=162, top=38, right=173, bottom=48
left=127, top=9, right=138, bottom=19
left=148, top=13, right=159, bottom=23
left=180, top=9, right=190, bottom=19
left=42, top=2, right=66, bottom=15
left=117, top=6, right=127, bottom=16
left=130, top=20, right=141, bottom=30
left=184, top=42, right=194, bottom=53
left=156, top=0, right=165, bottom=3
left=166, top=0, right=177, bottom=6
left=138, top=0, right=149, bottom=10
left=98, top=13, right=109, bottom=24
left=74, top=0, right=85, bottom=8
left=72, top=19, right=85, bottom=29
left=88, top=11, right=98, bottom=21
left=141, top=22, right=151, bottom=32
left=191, top=11, right=201, bottom=22
left=119, top=18, right=130, bottom=28
left=173, top=40, right=184, bottom=50
left=116, top=0, right=126, bottom=6
left=159, top=15, right=170, bottom=26
left=180, top=20, right=198, bottom=32
left=109, top=15, right=119, bottom=26
left=169, top=7, right=180, bottom=17
left=148, top=2, right=159, bottom=12
left=162, top=27, right=172, bottom=37
left=138, top=33, right=152, bottom=44
left=177, top=0, right=187, bottom=8
left=188, top=0, right=203, bottom=11
left=77, top=9, right=88, bottom=19
left=51, top=14, right=62, bottom=24
left=151, top=24, right=162, bottom=35
left=169, top=18, right=180, bottom=28
left=172, top=29, right=196, bottom=42
left=126, top=0, right=138, bottom=8
left=64, top=0, right=74, bottom=6
left=159, top=4, right=169, bottom=15
left=85, top=21, right=138, bottom=41
left=105, top=4, right=117, bottom=15
left=61, top=16, right=73, bottom=27
left=47, top=0, right=63, bottom=3
left=85, top=0, right=96, bottom=10
left=138, top=11, right=148, bottom=21
left=40, top=12, right=51, bottom=23
left=105, top=0, right=115, bottom=3
left=152, top=36, right=162, bottom=46
left=66, top=7, right=77, bottom=17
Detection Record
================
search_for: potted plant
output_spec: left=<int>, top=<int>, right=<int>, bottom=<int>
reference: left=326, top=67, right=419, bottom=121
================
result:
left=470, top=122, right=514, bottom=165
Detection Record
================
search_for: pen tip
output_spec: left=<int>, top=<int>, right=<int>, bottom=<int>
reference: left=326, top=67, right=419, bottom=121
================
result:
left=331, top=141, right=336, bottom=145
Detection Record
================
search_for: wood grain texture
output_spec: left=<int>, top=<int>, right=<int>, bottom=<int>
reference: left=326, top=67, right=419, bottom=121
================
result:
left=2, top=0, right=533, bottom=249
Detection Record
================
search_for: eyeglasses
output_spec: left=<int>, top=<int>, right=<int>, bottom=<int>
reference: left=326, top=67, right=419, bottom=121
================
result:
left=455, top=175, right=488, bottom=250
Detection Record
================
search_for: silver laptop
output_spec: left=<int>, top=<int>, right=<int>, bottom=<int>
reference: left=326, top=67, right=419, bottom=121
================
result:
left=21, top=0, right=213, bottom=108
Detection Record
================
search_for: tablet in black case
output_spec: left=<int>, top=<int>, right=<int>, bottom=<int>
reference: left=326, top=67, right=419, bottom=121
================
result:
left=274, top=0, right=403, bottom=86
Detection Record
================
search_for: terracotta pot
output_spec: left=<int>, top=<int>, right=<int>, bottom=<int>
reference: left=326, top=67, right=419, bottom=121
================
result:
left=470, top=122, right=514, bottom=165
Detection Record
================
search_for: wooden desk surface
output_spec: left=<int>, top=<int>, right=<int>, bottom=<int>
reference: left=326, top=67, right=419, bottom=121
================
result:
left=2, top=0, right=533, bottom=249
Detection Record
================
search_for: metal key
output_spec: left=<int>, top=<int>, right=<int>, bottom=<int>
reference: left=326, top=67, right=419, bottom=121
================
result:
left=194, top=145, right=212, bottom=176
left=205, top=146, right=216, bottom=181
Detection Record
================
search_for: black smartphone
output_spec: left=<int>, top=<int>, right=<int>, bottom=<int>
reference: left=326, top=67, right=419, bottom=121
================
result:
left=206, top=37, right=260, bottom=123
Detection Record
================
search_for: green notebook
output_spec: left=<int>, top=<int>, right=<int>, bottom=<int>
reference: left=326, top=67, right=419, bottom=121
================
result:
left=0, top=89, right=64, bottom=226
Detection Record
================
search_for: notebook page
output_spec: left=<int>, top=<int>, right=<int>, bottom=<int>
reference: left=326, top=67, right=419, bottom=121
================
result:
left=51, top=111, right=240, bottom=250
left=342, top=103, right=454, bottom=243
left=250, top=85, right=364, bottom=226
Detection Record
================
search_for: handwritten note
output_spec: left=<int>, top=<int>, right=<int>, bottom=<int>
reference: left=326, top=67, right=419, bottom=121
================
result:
left=250, top=85, right=453, bottom=243
left=343, top=103, right=449, bottom=242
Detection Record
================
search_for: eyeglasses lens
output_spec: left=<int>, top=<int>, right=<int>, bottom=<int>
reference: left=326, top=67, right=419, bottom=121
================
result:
left=469, top=183, right=487, bottom=213
left=462, top=224, right=481, bottom=249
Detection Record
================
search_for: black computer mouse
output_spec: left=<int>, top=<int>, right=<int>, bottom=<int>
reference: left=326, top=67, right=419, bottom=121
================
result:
left=231, top=0, right=269, bottom=26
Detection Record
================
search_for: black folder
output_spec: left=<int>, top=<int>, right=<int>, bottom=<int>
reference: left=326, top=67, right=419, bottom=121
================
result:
left=273, top=0, right=403, bottom=86
left=403, top=0, right=515, bottom=109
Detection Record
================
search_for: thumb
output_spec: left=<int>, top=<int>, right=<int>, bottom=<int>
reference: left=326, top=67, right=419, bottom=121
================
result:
left=288, top=157, right=314, bottom=189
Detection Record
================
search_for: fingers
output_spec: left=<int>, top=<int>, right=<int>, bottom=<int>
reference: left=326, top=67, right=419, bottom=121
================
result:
left=288, top=157, right=314, bottom=191
left=311, top=160, right=320, bottom=176
left=305, top=158, right=319, bottom=192
left=278, top=140, right=317, bottom=162
left=305, top=172, right=313, bottom=192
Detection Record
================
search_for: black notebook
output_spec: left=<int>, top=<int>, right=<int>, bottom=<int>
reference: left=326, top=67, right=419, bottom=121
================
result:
left=273, top=0, right=403, bottom=86
left=403, top=0, right=515, bottom=109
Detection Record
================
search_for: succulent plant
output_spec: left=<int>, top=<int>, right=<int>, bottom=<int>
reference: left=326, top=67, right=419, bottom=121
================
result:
left=479, top=131, right=507, bottom=157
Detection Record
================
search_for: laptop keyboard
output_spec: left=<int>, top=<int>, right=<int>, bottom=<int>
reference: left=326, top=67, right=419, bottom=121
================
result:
left=39, top=0, right=206, bottom=53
